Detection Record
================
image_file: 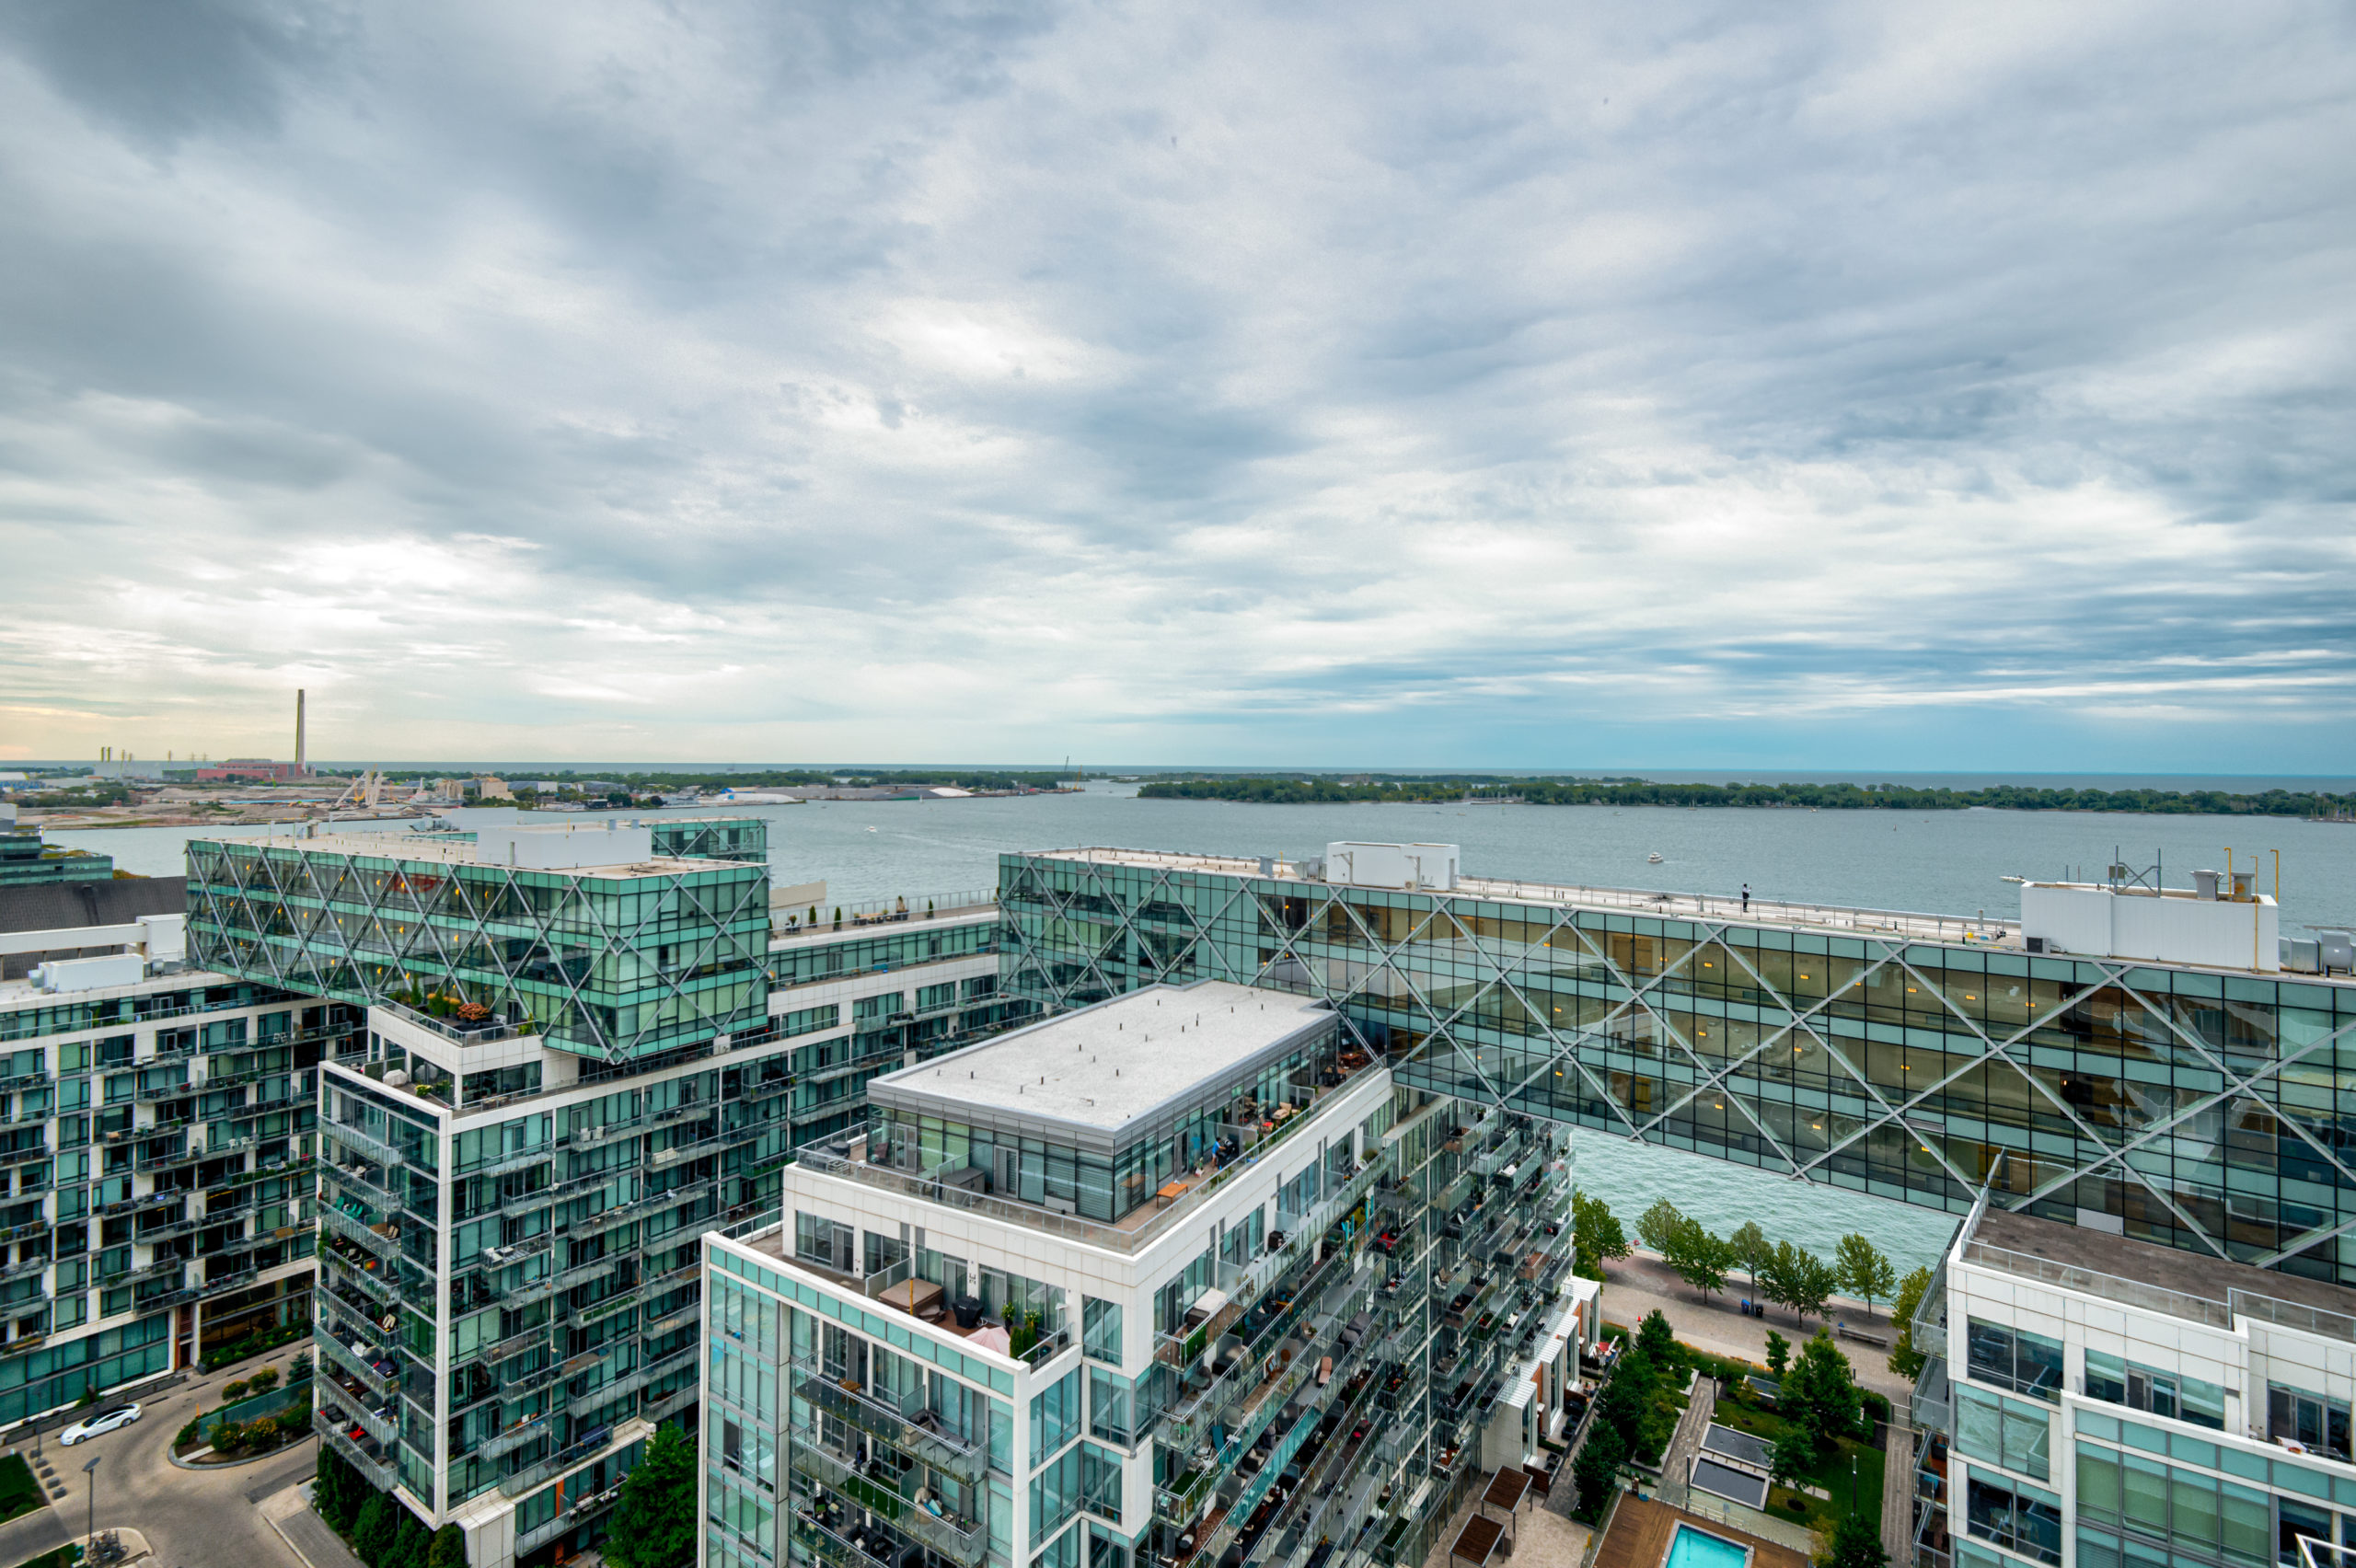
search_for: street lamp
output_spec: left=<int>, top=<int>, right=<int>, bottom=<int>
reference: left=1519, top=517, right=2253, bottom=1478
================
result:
left=82, top=1455, right=100, bottom=1561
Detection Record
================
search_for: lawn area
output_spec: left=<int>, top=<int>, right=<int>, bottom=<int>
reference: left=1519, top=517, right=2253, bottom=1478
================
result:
left=1713, top=1393, right=1885, bottom=1535
left=0, top=1454, right=45, bottom=1523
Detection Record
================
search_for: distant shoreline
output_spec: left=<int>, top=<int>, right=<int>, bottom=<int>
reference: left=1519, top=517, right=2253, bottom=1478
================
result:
left=1137, top=778, right=2356, bottom=818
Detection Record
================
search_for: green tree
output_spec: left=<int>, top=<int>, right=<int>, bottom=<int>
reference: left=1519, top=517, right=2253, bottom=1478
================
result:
left=1888, top=1266, right=1934, bottom=1379
left=1636, top=1309, right=1680, bottom=1367
left=1637, top=1198, right=1687, bottom=1255
left=1572, top=1421, right=1627, bottom=1524
left=1785, top=1332, right=1862, bottom=1453
left=1765, top=1240, right=1838, bottom=1329
left=604, top=1423, right=699, bottom=1568
left=315, top=1447, right=355, bottom=1532
left=1595, top=1353, right=1661, bottom=1458
left=389, top=1508, right=431, bottom=1568
left=1573, top=1190, right=1631, bottom=1277
left=353, top=1495, right=397, bottom=1567
left=1764, top=1331, right=1792, bottom=1378
left=1666, top=1217, right=1737, bottom=1303
left=1835, top=1234, right=1896, bottom=1317
left=1731, top=1221, right=1772, bottom=1291
left=1818, top=1507, right=1890, bottom=1568
left=428, top=1526, right=467, bottom=1568
left=1771, top=1426, right=1817, bottom=1490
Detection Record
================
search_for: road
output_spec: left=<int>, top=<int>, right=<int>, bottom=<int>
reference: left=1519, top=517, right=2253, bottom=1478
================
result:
left=0, top=1344, right=319, bottom=1568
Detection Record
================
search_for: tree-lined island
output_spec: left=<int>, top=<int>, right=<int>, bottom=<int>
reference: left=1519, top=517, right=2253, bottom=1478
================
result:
left=1137, top=774, right=2356, bottom=817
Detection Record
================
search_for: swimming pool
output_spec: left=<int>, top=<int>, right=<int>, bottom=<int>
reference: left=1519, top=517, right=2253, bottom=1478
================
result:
left=1664, top=1523, right=1752, bottom=1568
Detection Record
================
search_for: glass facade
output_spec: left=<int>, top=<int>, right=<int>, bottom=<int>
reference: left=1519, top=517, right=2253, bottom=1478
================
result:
left=1000, top=851, right=2356, bottom=1286
left=188, top=836, right=770, bottom=1060
left=0, top=974, right=332, bottom=1424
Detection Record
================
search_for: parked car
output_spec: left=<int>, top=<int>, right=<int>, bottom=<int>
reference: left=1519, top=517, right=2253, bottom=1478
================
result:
left=59, top=1403, right=141, bottom=1445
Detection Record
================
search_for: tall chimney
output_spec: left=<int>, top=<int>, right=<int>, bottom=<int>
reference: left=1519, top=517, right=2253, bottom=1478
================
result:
left=295, top=688, right=306, bottom=774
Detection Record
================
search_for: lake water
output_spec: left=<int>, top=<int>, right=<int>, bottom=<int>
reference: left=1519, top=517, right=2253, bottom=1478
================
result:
left=52, top=786, right=2356, bottom=1274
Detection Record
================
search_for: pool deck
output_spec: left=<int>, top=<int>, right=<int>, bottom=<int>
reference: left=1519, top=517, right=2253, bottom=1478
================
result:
left=1594, top=1497, right=1809, bottom=1568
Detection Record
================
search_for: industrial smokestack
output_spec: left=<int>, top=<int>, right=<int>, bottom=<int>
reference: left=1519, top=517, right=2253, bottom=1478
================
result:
left=295, top=688, right=306, bottom=774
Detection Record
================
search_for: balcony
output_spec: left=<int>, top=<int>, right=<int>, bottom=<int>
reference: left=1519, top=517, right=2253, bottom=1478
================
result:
left=791, top=1358, right=989, bottom=1484
left=317, top=1332, right=399, bottom=1399
left=318, top=1420, right=398, bottom=1491
left=479, top=1414, right=554, bottom=1461
left=321, top=1391, right=398, bottom=1448
left=786, top=1424, right=989, bottom=1566
left=375, top=998, right=535, bottom=1047
left=498, top=1424, right=631, bottom=1499
left=455, top=1326, right=549, bottom=1373
left=515, top=1481, right=623, bottom=1557
left=320, top=1205, right=402, bottom=1260
left=321, top=1120, right=407, bottom=1170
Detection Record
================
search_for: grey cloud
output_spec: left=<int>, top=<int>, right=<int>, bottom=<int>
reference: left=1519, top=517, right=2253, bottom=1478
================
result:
left=0, top=0, right=2350, bottom=767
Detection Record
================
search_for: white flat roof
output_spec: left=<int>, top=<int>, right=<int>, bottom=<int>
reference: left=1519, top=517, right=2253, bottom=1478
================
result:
left=871, top=980, right=1335, bottom=1151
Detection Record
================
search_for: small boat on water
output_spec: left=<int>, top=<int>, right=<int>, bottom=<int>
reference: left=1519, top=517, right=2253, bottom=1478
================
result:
left=865, top=825, right=879, bottom=833
left=1647, top=852, right=1663, bottom=863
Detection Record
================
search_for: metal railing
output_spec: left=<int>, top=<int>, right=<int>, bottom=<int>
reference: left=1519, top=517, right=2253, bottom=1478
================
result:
left=786, top=1424, right=990, bottom=1566
left=374, top=998, right=536, bottom=1045
left=799, top=1062, right=1384, bottom=1256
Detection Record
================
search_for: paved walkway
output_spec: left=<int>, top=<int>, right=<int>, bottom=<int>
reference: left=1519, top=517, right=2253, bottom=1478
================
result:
left=263, top=1482, right=370, bottom=1568
left=1880, top=1418, right=1915, bottom=1567
left=1599, top=1254, right=1915, bottom=1401
left=1652, top=1377, right=1719, bottom=1510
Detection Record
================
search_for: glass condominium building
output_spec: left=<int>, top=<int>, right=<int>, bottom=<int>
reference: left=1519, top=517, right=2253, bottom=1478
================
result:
left=700, top=980, right=1588, bottom=1568
left=0, top=917, right=330, bottom=1424
left=183, top=822, right=1031, bottom=1568
left=999, top=846, right=2356, bottom=1289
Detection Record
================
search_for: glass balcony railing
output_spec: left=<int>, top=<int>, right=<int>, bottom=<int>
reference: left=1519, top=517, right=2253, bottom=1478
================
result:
left=786, top=1424, right=989, bottom=1566
left=791, top=1357, right=989, bottom=1483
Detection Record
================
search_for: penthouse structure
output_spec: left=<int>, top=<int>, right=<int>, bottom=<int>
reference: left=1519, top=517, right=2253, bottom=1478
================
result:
left=701, top=980, right=1588, bottom=1568
left=999, top=846, right=2356, bottom=1290
left=1908, top=1192, right=2356, bottom=1568
left=180, top=818, right=1030, bottom=1568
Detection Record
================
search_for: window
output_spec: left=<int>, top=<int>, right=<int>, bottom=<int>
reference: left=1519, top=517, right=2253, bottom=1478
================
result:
left=2269, top=1385, right=2352, bottom=1462
left=1083, top=1297, right=1122, bottom=1366
left=793, top=1210, right=852, bottom=1272
left=1965, top=1474, right=2062, bottom=1565
left=1965, top=1318, right=2062, bottom=1402
left=2073, top=1442, right=2269, bottom=1568
left=2281, top=1500, right=2333, bottom=1566
left=864, top=1230, right=907, bottom=1277
left=1080, top=1442, right=1122, bottom=1521
left=2087, top=1351, right=2225, bottom=1430
left=1956, top=1385, right=2051, bottom=1481
left=1089, top=1366, right=1134, bottom=1447
left=1032, top=1367, right=1081, bottom=1466
left=1030, top=1448, right=1084, bottom=1542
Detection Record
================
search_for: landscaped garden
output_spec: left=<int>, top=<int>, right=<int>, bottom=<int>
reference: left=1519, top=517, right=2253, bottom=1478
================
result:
left=1713, top=1385, right=1885, bottom=1533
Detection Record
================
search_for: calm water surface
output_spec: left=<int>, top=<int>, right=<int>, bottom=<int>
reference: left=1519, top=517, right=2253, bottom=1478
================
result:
left=52, top=788, right=2356, bottom=1274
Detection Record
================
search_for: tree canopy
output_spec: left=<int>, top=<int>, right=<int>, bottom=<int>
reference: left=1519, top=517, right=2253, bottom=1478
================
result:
left=605, top=1424, right=699, bottom=1568
left=1835, top=1234, right=1896, bottom=1316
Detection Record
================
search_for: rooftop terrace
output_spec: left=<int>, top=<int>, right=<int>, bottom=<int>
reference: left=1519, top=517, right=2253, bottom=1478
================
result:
left=1033, top=846, right=2016, bottom=948
left=198, top=830, right=745, bottom=880
left=1961, top=1205, right=2356, bottom=1343
left=868, top=980, right=1334, bottom=1147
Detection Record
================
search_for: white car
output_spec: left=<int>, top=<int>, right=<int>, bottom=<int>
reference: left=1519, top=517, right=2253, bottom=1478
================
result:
left=58, top=1403, right=140, bottom=1445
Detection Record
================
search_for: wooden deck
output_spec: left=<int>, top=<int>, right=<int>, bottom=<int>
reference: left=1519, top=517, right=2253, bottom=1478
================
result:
left=1594, top=1496, right=1809, bottom=1568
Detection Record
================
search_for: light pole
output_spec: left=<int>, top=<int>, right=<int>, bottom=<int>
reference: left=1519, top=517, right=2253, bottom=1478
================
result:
left=82, top=1454, right=100, bottom=1560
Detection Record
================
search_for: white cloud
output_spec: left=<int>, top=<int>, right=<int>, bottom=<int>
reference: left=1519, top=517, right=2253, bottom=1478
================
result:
left=0, top=0, right=2349, bottom=770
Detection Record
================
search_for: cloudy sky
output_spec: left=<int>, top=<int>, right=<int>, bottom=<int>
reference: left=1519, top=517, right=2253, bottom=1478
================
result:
left=2, top=1, right=2351, bottom=771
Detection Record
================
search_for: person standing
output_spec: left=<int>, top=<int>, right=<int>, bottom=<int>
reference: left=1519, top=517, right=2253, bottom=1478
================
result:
left=1741, top=883, right=1751, bottom=912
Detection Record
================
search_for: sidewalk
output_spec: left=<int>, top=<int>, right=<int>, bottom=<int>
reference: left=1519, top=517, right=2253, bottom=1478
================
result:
left=261, top=1483, right=368, bottom=1568
left=1600, top=1254, right=1915, bottom=1401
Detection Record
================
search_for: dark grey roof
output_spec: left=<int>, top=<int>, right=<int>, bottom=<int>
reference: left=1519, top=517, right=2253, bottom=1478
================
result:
left=0, top=879, right=185, bottom=979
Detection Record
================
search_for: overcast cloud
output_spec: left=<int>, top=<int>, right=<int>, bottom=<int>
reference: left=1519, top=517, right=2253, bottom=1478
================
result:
left=1, top=0, right=2350, bottom=769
